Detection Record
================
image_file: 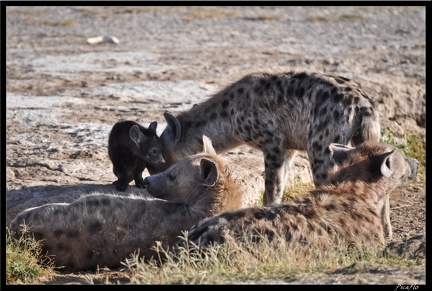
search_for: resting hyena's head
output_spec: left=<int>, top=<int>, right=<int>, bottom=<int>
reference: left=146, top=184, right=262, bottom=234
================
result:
left=144, top=135, right=242, bottom=211
left=129, top=121, right=165, bottom=168
left=327, top=141, right=418, bottom=189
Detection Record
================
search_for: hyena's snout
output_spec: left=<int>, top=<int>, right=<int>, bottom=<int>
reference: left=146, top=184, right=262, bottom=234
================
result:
left=143, top=174, right=169, bottom=200
left=143, top=174, right=161, bottom=189
left=157, top=156, right=166, bottom=166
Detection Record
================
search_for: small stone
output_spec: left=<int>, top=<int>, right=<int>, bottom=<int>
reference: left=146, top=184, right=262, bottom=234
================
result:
left=86, top=36, right=119, bottom=45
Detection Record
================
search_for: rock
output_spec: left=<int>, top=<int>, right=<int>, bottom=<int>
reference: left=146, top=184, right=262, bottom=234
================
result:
left=86, top=36, right=119, bottom=45
left=384, top=234, right=426, bottom=260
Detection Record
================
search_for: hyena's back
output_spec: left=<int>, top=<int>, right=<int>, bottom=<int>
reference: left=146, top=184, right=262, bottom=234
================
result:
left=185, top=141, right=418, bottom=251
left=195, top=71, right=379, bottom=150
left=10, top=196, right=157, bottom=271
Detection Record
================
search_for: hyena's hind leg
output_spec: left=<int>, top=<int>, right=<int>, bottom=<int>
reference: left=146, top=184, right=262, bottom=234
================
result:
left=307, top=128, right=356, bottom=186
left=280, top=149, right=298, bottom=194
left=307, top=146, right=334, bottom=187
left=112, top=163, right=132, bottom=191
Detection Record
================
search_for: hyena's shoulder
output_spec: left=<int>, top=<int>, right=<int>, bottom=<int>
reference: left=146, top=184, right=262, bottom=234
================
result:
left=321, top=73, right=374, bottom=102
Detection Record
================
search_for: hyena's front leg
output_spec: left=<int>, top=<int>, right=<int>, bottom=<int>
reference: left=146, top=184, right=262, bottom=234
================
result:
left=186, top=206, right=282, bottom=248
left=186, top=213, right=232, bottom=247
left=133, top=158, right=147, bottom=189
left=280, top=150, right=298, bottom=192
left=382, top=197, right=392, bottom=239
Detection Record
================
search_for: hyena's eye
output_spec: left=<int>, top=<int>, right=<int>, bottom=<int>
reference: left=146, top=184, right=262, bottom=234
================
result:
left=169, top=173, right=176, bottom=181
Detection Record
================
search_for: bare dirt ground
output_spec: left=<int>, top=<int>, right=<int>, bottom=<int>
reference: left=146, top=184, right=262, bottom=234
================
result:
left=4, top=6, right=426, bottom=285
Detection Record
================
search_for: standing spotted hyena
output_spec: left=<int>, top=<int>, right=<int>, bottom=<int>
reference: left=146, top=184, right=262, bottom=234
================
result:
left=108, top=120, right=165, bottom=191
left=185, top=141, right=418, bottom=250
left=160, top=71, right=387, bottom=234
left=9, top=136, right=242, bottom=271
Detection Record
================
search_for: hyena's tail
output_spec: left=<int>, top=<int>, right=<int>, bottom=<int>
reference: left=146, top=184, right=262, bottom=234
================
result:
left=351, top=107, right=381, bottom=146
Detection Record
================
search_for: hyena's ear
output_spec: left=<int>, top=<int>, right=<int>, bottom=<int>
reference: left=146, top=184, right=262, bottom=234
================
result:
left=129, top=125, right=146, bottom=147
left=328, top=143, right=354, bottom=165
left=163, top=112, right=182, bottom=143
left=148, top=121, right=158, bottom=132
left=199, top=158, right=218, bottom=186
left=379, top=150, right=395, bottom=178
left=202, top=135, right=216, bottom=155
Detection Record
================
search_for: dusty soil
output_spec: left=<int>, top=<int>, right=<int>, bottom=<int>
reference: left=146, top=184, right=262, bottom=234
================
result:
left=4, top=6, right=426, bottom=285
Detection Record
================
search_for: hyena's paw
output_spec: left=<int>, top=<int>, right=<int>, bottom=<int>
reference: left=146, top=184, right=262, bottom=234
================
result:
left=114, top=180, right=128, bottom=191
left=187, top=216, right=229, bottom=247
left=135, top=177, right=146, bottom=189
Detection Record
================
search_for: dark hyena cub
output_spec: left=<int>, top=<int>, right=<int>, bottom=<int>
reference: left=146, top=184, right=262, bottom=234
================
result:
left=185, top=141, right=418, bottom=250
left=160, top=71, right=387, bottom=234
left=108, top=120, right=165, bottom=191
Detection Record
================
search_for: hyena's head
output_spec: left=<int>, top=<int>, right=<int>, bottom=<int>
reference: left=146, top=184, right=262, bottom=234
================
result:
left=327, top=141, right=418, bottom=190
left=129, top=121, right=166, bottom=168
left=159, top=112, right=184, bottom=167
left=159, top=111, right=204, bottom=168
left=144, top=135, right=242, bottom=213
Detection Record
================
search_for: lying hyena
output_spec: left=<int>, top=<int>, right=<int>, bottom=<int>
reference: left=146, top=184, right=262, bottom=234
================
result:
left=159, top=71, right=387, bottom=234
left=9, top=136, right=242, bottom=271
left=108, top=120, right=166, bottom=191
left=185, top=141, right=418, bottom=250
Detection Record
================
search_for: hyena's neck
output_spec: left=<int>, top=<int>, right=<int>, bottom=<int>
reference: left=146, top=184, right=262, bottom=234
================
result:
left=314, top=182, right=386, bottom=210
left=176, top=109, right=241, bottom=154
left=150, top=200, right=200, bottom=227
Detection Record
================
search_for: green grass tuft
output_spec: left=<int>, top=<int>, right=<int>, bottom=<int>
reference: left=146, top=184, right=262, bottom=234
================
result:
left=380, top=127, right=425, bottom=180
left=6, top=227, right=56, bottom=284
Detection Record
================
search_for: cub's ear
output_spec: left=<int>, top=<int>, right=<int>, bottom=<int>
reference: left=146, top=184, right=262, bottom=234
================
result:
left=162, top=112, right=182, bottom=144
left=148, top=121, right=158, bottom=132
left=202, top=135, right=216, bottom=155
left=129, top=125, right=145, bottom=147
left=328, top=143, right=354, bottom=165
left=200, top=158, right=218, bottom=186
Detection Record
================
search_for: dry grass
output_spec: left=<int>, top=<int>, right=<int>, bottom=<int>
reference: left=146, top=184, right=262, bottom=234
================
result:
left=23, top=17, right=77, bottom=27
left=356, top=6, right=425, bottom=12
left=6, top=7, right=52, bottom=15
left=307, top=13, right=363, bottom=22
left=77, top=6, right=185, bottom=20
left=6, top=220, right=423, bottom=285
left=121, top=231, right=419, bottom=284
left=76, top=6, right=240, bottom=22
left=283, top=180, right=314, bottom=202
left=181, top=7, right=239, bottom=22
left=243, top=13, right=284, bottom=21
